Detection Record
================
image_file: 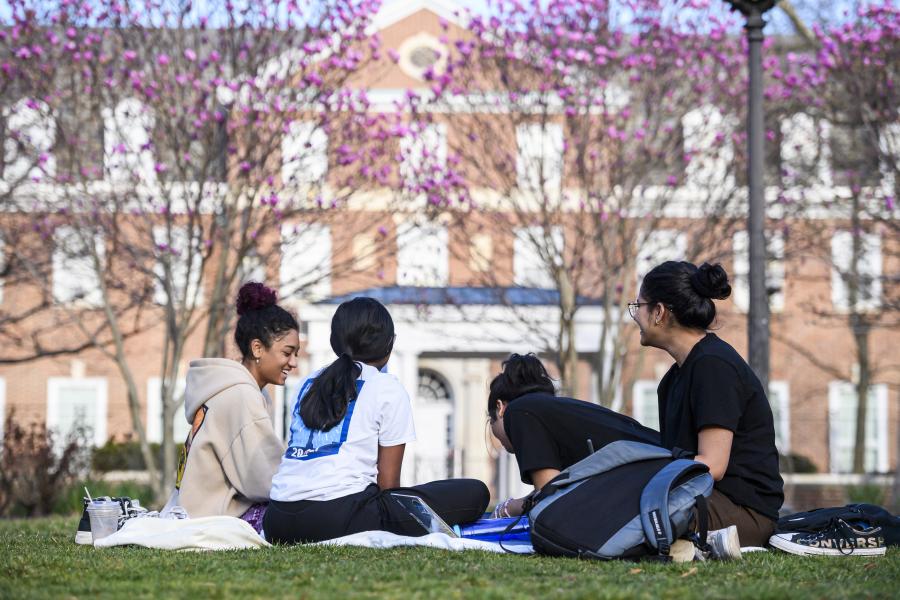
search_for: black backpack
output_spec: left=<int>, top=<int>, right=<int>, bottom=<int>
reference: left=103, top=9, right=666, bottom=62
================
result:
left=777, top=504, right=900, bottom=546
left=525, top=440, right=714, bottom=560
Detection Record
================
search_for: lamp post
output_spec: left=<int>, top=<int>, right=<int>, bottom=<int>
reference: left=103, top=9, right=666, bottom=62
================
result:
left=723, top=0, right=779, bottom=392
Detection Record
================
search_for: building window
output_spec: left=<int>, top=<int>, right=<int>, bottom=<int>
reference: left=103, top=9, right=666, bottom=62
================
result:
left=468, top=233, right=493, bottom=274
left=2, top=98, right=56, bottom=182
left=635, top=229, right=686, bottom=287
left=279, top=223, right=331, bottom=301
left=281, top=120, right=328, bottom=186
left=831, top=231, right=882, bottom=312
left=53, top=227, right=104, bottom=306
left=516, top=122, right=564, bottom=193
left=352, top=233, right=379, bottom=272
left=830, top=123, right=881, bottom=187
left=631, top=380, right=659, bottom=431
left=682, top=105, right=734, bottom=187
left=732, top=231, right=786, bottom=313
left=239, top=251, right=266, bottom=284
left=56, top=104, right=104, bottom=182
left=400, top=122, right=447, bottom=187
left=396, top=221, right=448, bottom=287
left=145, top=377, right=190, bottom=444
left=104, top=99, right=155, bottom=183
left=767, top=380, right=790, bottom=454
left=46, top=377, right=108, bottom=447
left=781, top=113, right=830, bottom=187
left=828, top=381, right=888, bottom=473
left=513, top=226, right=563, bottom=289
left=153, top=226, right=203, bottom=306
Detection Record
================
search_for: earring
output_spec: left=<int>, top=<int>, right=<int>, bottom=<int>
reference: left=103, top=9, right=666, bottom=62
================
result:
left=255, top=357, right=260, bottom=364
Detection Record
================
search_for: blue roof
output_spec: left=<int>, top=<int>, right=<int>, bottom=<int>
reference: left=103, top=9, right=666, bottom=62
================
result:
left=317, top=286, right=604, bottom=307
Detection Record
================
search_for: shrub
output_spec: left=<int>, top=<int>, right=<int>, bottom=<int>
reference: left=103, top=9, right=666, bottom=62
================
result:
left=54, top=479, right=157, bottom=515
left=91, top=439, right=179, bottom=472
left=0, top=411, right=92, bottom=517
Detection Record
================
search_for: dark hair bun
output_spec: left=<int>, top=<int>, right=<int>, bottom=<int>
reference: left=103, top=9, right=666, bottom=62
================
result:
left=690, top=263, right=732, bottom=300
left=236, top=282, right=278, bottom=316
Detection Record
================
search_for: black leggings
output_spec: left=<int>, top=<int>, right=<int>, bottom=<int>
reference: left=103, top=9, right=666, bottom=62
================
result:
left=263, top=479, right=490, bottom=544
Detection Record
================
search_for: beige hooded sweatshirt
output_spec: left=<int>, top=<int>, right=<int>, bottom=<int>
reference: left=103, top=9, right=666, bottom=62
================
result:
left=165, top=358, right=285, bottom=518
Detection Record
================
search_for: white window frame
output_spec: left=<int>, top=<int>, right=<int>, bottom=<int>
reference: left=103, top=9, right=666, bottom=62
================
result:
left=52, top=226, right=105, bottom=306
left=767, top=380, right=790, bottom=454
left=831, top=231, right=882, bottom=313
left=635, top=229, right=687, bottom=287
left=732, top=231, right=785, bottom=313
left=46, top=377, right=108, bottom=447
left=400, top=122, right=447, bottom=186
left=396, top=220, right=449, bottom=287
left=281, top=120, right=328, bottom=185
left=279, top=223, right=332, bottom=301
left=631, top=379, right=660, bottom=431
left=513, top=226, right=564, bottom=289
left=516, top=122, right=564, bottom=193
left=153, top=226, right=203, bottom=307
left=145, top=377, right=189, bottom=444
left=828, top=381, right=889, bottom=474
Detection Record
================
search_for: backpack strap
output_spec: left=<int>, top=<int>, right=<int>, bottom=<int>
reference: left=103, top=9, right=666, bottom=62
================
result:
left=640, top=459, right=709, bottom=557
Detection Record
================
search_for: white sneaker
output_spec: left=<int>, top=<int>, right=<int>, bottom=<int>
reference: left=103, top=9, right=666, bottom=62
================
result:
left=706, top=525, right=742, bottom=561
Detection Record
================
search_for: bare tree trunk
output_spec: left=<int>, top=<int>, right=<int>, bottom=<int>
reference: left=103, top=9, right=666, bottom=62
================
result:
left=202, top=229, right=235, bottom=357
left=849, top=194, right=870, bottom=474
left=558, top=270, right=579, bottom=397
left=851, top=317, right=871, bottom=474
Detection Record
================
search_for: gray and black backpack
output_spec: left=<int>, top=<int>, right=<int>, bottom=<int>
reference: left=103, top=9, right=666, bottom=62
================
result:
left=525, top=440, right=714, bottom=560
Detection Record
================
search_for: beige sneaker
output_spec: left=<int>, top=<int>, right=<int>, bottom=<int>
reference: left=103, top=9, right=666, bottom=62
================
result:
left=670, top=538, right=698, bottom=562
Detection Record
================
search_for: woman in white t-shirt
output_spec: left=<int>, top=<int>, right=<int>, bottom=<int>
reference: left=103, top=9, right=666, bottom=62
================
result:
left=264, top=297, right=489, bottom=544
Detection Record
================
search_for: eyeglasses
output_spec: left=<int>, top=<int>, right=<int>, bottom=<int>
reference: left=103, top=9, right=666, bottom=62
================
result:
left=627, top=302, right=650, bottom=319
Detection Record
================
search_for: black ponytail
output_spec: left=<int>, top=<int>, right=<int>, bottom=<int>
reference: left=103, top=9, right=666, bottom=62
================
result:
left=640, top=261, right=732, bottom=330
left=487, top=353, right=556, bottom=421
left=300, top=297, right=395, bottom=430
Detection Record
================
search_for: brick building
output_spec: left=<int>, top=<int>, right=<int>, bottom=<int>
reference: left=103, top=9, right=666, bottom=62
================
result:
left=0, top=0, right=897, bottom=504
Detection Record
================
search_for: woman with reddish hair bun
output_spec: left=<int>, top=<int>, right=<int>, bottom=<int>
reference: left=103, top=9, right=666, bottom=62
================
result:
left=163, top=282, right=300, bottom=533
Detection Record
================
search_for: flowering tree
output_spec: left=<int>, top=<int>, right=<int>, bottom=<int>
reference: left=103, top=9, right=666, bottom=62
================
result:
left=0, top=0, right=400, bottom=500
left=408, top=0, right=751, bottom=400
left=766, top=3, right=900, bottom=484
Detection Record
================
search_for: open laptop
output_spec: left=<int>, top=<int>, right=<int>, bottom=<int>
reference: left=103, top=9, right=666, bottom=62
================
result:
left=390, top=493, right=459, bottom=538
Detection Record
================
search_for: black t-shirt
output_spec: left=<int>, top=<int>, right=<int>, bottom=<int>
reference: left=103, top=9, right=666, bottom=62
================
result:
left=503, top=392, right=660, bottom=485
left=657, top=333, right=784, bottom=520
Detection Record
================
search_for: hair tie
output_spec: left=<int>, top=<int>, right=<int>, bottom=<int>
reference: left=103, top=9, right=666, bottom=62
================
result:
left=340, top=352, right=353, bottom=361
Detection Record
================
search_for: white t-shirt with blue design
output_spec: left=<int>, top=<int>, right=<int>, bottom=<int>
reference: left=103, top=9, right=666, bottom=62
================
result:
left=269, top=362, right=416, bottom=502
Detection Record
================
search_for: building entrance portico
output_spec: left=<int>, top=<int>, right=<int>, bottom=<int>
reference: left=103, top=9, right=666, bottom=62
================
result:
left=295, top=286, right=607, bottom=496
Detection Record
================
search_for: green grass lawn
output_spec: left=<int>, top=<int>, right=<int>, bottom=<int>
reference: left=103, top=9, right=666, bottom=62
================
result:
left=1, top=517, right=898, bottom=599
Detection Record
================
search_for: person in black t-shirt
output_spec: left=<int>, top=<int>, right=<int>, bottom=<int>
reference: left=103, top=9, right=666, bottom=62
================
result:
left=487, top=353, right=659, bottom=518
left=629, top=260, right=783, bottom=547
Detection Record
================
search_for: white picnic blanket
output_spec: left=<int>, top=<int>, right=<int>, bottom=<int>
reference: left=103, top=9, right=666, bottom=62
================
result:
left=93, top=516, right=269, bottom=551
left=317, top=530, right=534, bottom=554
left=93, top=517, right=533, bottom=554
